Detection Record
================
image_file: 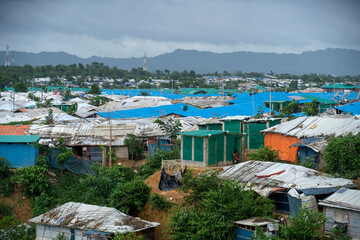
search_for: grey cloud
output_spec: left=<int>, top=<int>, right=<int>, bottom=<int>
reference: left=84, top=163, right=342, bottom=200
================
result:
left=0, top=0, right=359, bottom=57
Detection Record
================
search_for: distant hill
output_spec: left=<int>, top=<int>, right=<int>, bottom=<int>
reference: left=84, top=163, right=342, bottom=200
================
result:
left=1, top=48, right=359, bottom=75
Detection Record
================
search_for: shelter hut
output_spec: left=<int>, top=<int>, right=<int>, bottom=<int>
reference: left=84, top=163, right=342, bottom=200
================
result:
left=0, top=135, right=40, bottom=168
left=235, top=217, right=279, bottom=240
left=29, top=202, right=160, bottom=240
left=218, top=160, right=354, bottom=216
left=261, top=116, right=360, bottom=165
left=319, top=188, right=360, bottom=239
left=178, top=130, right=245, bottom=168
left=242, top=118, right=281, bottom=153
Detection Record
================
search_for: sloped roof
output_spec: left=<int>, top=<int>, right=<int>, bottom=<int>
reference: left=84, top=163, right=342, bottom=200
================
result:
left=319, top=188, right=360, bottom=211
left=261, top=116, right=360, bottom=138
left=336, top=101, right=360, bottom=115
left=0, top=135, right=40, bottom=143
left=218, top=160, right=353, bottom=196
left=29, top=202, right=159, bottom=234
left=0, top=125, right=29, bottom=135
left=178, top=130, right=227, bottom=137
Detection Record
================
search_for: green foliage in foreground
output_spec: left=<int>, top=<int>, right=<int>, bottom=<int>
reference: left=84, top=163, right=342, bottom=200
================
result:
left=324, top=133, right=360, bottom=179
left=170, top=172, right=274, bottom=240
left=113, top=232, right=144, bottom=240
left=109, top=179, right=151, bottom=215
left=0, top=201, right=13, bottom=218
left=0, top=215, right=35, bottom=240
left=149, top=193, right=173, bottom=211
left=256, top=209, right=327, bottom=240
left=15, top=165, right=50, bottom=197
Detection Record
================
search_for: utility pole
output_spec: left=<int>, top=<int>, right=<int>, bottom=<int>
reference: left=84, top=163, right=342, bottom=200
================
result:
left=252, top=89, right=255, bottom=118
left=108, top=112, right=112, bottom=169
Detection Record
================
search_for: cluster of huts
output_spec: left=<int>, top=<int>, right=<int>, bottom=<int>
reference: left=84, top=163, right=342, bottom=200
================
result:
left=1, top=89, right=360, bottom=239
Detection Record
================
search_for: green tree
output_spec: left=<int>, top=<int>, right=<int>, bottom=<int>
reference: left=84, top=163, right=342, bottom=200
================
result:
left=0, top=215, right=35, bottom=240
left=109, top=179, right=150, bottom=215
left=124, top=134, right=144, bottom=160
left=138, top=140, right=180, bottom=179
left=154, top=118, right=182, bottom=143
left=56, top=137, right=73, bottom=175
left=80, top=164, right=135, bottom=205
left=302, top=99, right=319, bottom=116
left=280, top=208, right=327, bottom=240
left=171, top=173, right=274, bottom=239
left=89, top=83, right=101, bottom=94
left=324, top=133, right=360, bottom=178
left=66, top=103, right=77, bottom=116
left=113, top=232, right=144, bottom=240
left=249, top=145, right=281, bottom=162
left=13, top=81, right=28, bottom=92
left=15, top=166, right=50, bottom=197
left=280, top=100, right=299, bottom=118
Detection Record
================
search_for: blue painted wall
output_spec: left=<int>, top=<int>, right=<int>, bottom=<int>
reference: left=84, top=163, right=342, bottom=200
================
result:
left=0, top=142, right=38, bottom=168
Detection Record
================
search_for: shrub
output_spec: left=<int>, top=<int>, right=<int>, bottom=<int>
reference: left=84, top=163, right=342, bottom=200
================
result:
left=324, top=133, right=360, bottom=179
left=149, top=193, right=172, bottom=211
left=0, top=156, right=11, bottom=179
left=32, top=192, right=54, bottom=217
left=35, top=155, right=50, bottom=168
left=0, top=178, right=15, bottom=197
left=113, top=232, right=144, bottom=240
left=248, top=145, right=281, bottom=162
left=80, top=164, right=136, bottom=205
left=171, top=179, right=274, bottom=239
left=124, top=134, right=144, bottom=160
left=15, top=166, right=51, bottom=197
left=0, top=201, right=13, bottom=218
left=138, top=142, right=180, bottom=179
left=281, top=208, right=327, bottom=240
left=109, top=179, right=150, bottom=215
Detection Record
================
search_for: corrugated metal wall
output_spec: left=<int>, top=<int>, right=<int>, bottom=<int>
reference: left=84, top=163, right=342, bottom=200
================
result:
left=324, top=207, right=360, bottom=239
left=0, top=143, right=38, bottom=168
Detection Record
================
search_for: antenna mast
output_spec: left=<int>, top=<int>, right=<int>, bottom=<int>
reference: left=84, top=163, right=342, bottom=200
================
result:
left=143, top=53, right=147, bottom=71
left=11, top=52, right=15, bottom=66
left=5, top=44, right=10, bottom=66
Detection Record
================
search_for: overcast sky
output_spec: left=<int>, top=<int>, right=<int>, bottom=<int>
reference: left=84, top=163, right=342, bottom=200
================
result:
left=1, top=0, right=359, bottom=58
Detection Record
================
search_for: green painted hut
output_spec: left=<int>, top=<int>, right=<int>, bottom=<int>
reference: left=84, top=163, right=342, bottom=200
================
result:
left=178, top=130, right=245, bottom=168
left=243, top=118, right=281, bottom=151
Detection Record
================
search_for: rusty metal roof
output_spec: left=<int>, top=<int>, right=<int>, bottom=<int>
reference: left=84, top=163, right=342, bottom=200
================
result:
left=29, top=202, right=159, bottom=234
left=0, top=125, right=29, bottom=135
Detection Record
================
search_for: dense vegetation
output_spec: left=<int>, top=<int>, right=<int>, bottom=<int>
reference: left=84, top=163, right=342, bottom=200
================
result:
left=324, top=133, right=360, bottom=179
left=171, top=171, right=274, bottom=239
left=0, top=63, right=358, bottom=91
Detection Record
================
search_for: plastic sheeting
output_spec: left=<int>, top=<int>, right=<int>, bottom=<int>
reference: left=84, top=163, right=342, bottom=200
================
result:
left=264, top=133, right=300, bottom=162
left=158, top=167, right=186, bottom=191
left=47, top=150, right=95, bottom=175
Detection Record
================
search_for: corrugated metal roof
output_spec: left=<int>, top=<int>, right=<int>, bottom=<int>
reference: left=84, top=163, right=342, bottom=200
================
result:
left=218, top=160, right=353, bottom=196
left=178, top=130, right=227, bottom=137
left=0, top=135, right=40, bottom=143
left=220, top=115, right=250, bottom=121
left=319, top=188, right=360, bottom=211
left=261, top=116, right=360, bottom=138
left=291, top=137, right=328, bottom=152
left=29, top=202, right=160, bottom=234
left=0, top=125, right=29, bottom=135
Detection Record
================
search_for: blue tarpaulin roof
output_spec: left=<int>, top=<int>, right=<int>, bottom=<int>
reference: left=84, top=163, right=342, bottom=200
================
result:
left=97, top=103, right=197, bottom=119
left=336, top=101, right=360, bottom=115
